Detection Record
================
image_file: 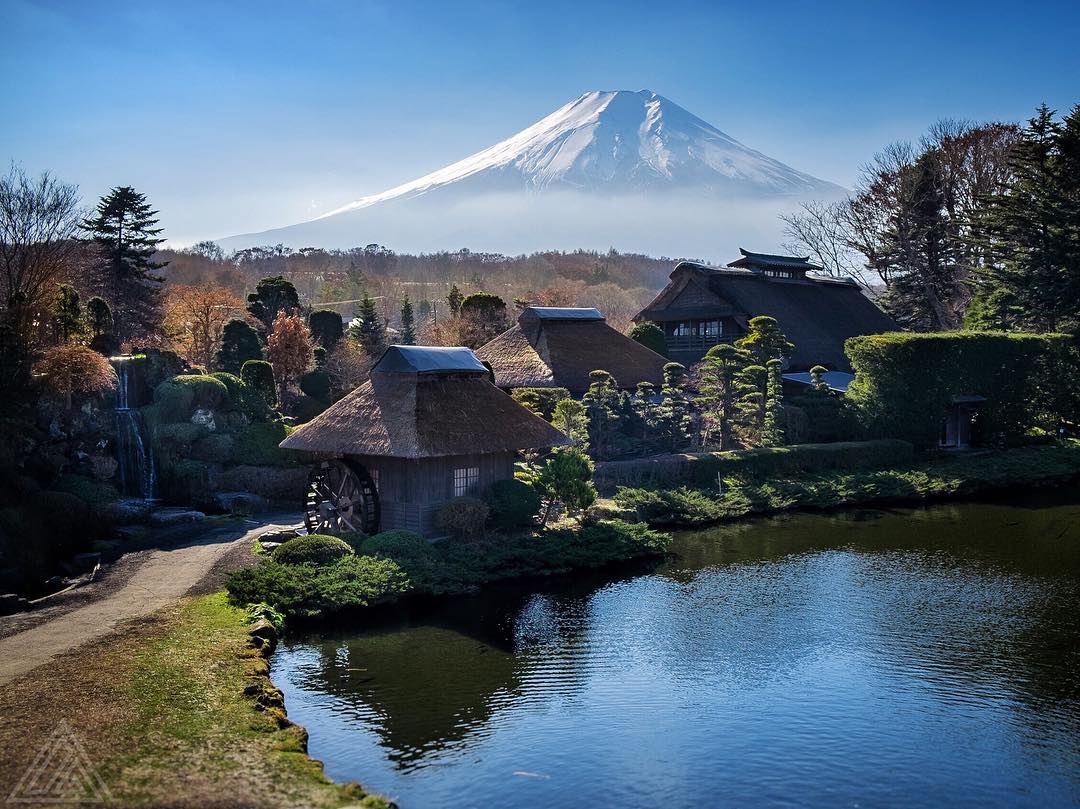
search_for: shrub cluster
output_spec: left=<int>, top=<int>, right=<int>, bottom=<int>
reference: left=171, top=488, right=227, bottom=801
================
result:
left=485, top=479, right=541, bottom=529
left=846, top=331, right=1080, bottom=448
left=436, top=496, right=490, bottom=540
left=227, top=520, right=671, bottom=616
left=510, top=387, right=571, bottom=420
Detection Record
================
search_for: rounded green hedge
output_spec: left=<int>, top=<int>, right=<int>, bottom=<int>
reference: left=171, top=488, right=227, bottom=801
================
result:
left=359, top=530, right=432, bottom=560
left=485, top=479, right=540, bottom=529
left=210, top=371, right=269, bottom=422
left=271, top=534, right=354, bottom=566
left=153, top=374, right=230, bottom=421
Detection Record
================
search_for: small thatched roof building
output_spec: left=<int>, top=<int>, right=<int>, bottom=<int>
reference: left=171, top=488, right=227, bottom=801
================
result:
left=281, top=345, right=569, bottom=537
left=475, top=307, right=668, bottom=395
left=634, top=251, right=897, bottom=370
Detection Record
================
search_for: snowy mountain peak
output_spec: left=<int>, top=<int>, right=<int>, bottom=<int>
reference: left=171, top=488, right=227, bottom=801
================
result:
left=316, top=89, right=840, bottom=219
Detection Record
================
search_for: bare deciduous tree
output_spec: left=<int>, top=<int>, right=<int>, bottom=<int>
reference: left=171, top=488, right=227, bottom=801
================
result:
left=0, top=165, right=85, bottom=343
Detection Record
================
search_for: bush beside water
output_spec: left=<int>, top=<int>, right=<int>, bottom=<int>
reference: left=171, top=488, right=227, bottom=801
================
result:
left=227, top=520, right=670, bottom=618
left=616, top=443, right=1080, bottom=526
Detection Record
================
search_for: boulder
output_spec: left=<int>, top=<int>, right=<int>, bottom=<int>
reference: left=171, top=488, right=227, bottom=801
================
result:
left=191, top=408, right=217, bottom=431
left=215, top=491, right=269, bottom=515
left=259, top=527, right=301, bottom=544
left=149, top=508, right=206, bottom=527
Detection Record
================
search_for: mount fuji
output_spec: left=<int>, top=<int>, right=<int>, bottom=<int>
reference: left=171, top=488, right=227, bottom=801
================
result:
left=219, top=90, right=843, bottom=256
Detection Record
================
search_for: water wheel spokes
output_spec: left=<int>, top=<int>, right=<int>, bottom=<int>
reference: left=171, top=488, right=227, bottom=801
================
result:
left=304, top=460, right=380, bottom=536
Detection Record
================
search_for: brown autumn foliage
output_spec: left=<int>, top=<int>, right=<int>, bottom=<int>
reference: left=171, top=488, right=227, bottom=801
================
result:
left=34, top=344, right=117, bottom=409
left=266, top=312, right=314, bottom=398
left=163, top=284, right=245, bottom=369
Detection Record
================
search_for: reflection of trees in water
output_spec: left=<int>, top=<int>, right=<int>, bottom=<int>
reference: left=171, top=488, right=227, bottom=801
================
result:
left=284, top=487, right=1080, bottom=772
left=288, top=576, right=634, bottom=765
left=658, top=493, right=1080, bottom=760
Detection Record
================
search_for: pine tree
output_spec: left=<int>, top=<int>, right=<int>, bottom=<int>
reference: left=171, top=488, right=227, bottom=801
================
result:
left=656, top=362, right=692, bottom=451
left=582, top=370, right=623, bottom=460
left=86, top=297, right=113, bottom=339
left=80, top=186, right=166, bottom=341
left=551, top=397, right=589, bottom=450
left=400, top=294, right=417, bottom=345
left=216, top=318, right=263, bottom=374
left=350, top=291, right=386, bottom=357
left=447, top=284, right=464, bottom=317
left=308, top=309, right=344, bottom=349
left=695, top=344, right=747, bottom=449
left=736, top=363, right=767, bottom=445
left=762, top=358, right=785, bottom=447
left=631, top=381, right=660, bottom=448
left=247, top=276, right=299, bottom=332
left=975, top=105, right=1073, bottom=331
left=735, top=316, right=794, bottom=366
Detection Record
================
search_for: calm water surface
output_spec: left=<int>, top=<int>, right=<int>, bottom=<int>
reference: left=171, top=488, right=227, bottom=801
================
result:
left=274, top=488, right=1080, bottom=808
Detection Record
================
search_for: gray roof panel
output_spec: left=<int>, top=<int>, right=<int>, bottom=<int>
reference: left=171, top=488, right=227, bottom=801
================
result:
left=524, top=307, right=605, bottom=321
left=373, top=345, right=488, bottom=375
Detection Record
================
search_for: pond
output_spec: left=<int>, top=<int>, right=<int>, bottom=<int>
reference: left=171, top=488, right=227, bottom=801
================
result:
left=273, top=488, right=1080, bottom=808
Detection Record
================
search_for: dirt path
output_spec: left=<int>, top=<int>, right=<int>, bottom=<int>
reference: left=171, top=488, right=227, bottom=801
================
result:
left=0, top=514, right=299, bottom=687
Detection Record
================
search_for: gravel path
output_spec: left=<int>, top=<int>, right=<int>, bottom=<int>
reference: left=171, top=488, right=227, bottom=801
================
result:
left=0, top=513, right=300, bottom=687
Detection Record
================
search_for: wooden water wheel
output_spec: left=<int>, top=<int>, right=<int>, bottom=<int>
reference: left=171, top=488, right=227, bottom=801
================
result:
left=304, top=460, right=380, bottom=536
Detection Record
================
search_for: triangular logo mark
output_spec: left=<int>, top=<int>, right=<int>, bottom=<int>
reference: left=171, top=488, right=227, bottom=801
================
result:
left=8, top=719, right=111, bottom=804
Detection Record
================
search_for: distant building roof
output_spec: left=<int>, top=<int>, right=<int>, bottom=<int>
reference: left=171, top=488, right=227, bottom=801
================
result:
left=782, top=371, right=855, bottom=393
left=373, top=345, right=488, bottom=375
left=728, top=248, right=824, bottom=273
left=475, top=306, right=667, bottom=394
left=524, top=307, right=604, bottom=321
left=635, top=261, right=896, bottom=371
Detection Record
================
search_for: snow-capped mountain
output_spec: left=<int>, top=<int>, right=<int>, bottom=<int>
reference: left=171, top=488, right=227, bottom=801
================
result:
left=219, top=90, right=843, bottom=255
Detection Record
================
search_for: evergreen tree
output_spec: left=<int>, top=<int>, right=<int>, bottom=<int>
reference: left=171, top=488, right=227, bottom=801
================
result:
left=736, top=363, right=768, bottom=445
left=447, top=284, right=464, bottom=317
left=80, top=186, right=166, bottom=341
left=695, top=344, right=748, bottom=449
left=551, top=397, right=589, bottom=449
left=656, top=362, right=692, bottom=451
left=974, top=105, right=1074, bottom=331
left=417, top=299, right=433, bottom=323
left=400, top=294, right=417, bottom=345
left=350, top=291, right=386, bottom=356
left=631, top=381, right=660, bottom=448
left=735, top=316, right=794, bottom=366
left=533, top=446, right=597, bottom=525
left=247, top=275, right=299, bottom=332
left=629, top=322, right=668, bottom=357
left=308, top=309, right=344, bottom=349
left=582, top=369, right=623, bottom=460
left=762, top=359, right=786, bottom=447
left=216, top=318, right=263, bottom=374
left=52, top=283, right=82, bottom=344
left=86, top=297, right=113, bottom=339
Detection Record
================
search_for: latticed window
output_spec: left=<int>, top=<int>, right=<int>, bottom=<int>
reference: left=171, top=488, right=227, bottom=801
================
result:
left=369, top=469, right=379, bottom=492
left=453, top=466, right=479, bottom=497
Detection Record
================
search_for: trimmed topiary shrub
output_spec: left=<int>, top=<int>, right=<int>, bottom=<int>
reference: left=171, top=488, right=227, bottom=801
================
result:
left=231, top=421, right=296, bottom=466
left=210, top=371, right=269, bottom=422
left=629, top=322, right=668, bottom=357
left=271, top=534, right=354, bottom=566
left=190, top=433, right=234, bottom=464
left=486, top=479, right=541, bottom=530
left=436, top=496, right=490, bottom=540
left=846, top=332, right=1080, bottom=448
left=241, top=360, right=277, bottom=407
left=510, top=387, right=571, bottom=420
left=153, top=374, right=230, bottom=421
left=299, top=369, right=332, bottom=402
left=52, top=474, right=118, bottom=511
left=359, top=530, right=431, bottom=560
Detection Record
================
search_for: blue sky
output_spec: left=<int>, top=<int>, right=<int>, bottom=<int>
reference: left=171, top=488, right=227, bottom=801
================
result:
left=2, top=0, right=1078, bottom=245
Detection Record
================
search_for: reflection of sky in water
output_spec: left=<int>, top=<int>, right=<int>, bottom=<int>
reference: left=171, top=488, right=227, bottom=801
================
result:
left=273, top=489, right=1080, bottom=809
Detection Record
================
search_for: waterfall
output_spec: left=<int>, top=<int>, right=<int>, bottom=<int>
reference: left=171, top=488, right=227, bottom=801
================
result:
left=111, top=356, right=156, bottom=500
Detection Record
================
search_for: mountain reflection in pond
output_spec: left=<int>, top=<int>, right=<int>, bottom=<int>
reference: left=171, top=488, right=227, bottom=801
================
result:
left=273, top=487, right=1080, bottom=809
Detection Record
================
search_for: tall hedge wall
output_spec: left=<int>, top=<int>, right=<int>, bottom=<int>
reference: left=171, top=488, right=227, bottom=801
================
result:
left=845, top=332, right=1079, bottom=449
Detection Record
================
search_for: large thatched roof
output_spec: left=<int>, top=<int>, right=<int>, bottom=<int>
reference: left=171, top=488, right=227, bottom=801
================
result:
left=635, top=261, right=896, bottom=370
left=280, top=345, right=570, bottom=458
left=475, top=307, right=668, bottom=394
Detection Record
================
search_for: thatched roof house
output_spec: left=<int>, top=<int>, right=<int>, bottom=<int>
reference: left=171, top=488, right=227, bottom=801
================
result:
left=475, top=307, right=668, bottom=395
left=281, top=345, right=568, bottom=537
left=634, top=251, right=896, bottom=370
